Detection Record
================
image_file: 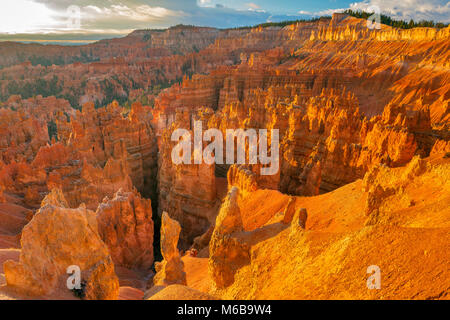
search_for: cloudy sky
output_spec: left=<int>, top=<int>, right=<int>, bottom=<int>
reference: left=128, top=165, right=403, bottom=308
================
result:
left=0, top=0, right=448, bottom=41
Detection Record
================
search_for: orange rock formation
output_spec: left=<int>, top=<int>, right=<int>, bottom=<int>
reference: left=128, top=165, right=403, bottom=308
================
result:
left=208, top=154, right=449, bottom=299
left=3, top=194, right=119, bottom=299
left=96, top=189, right=154, bottom=271
left=153, top=212, right=187, bottom=287
left=0, top=14, right=448, bottom=300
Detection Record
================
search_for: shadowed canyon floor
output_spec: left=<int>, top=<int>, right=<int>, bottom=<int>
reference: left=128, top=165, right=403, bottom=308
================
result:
left=0, top=13, right=449, bottom=300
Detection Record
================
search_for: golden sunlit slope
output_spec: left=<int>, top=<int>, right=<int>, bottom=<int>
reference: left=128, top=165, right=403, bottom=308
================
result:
left=209, top=154, right=450, bottom=300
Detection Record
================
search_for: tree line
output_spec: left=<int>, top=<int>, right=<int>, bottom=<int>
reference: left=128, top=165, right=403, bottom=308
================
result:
left=344, top=9, right=449, bottom=29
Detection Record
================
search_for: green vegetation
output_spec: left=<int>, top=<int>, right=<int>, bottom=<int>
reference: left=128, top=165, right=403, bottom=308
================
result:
left=181, top=60, right=196, bottom=77
left=0, top=71, right=178, bottom=112
left=29, top=55, right=64, bottom=67
left=142, top=33, right=152, bottom=42
left=47, top=120, right=58, bottom=142
left=171, top=24, right=201, bottom=30
left=0, top=75, right=86, bottom=110
left=15, top=50, right=100, bottom=67
left=3, top=76, right=62, bottom=99
left=343, top=9, right=449, bottom=29
left=59, top=93, right=81, bottom=110
left=95, top=79, right=127, bottom=109
left=231, top=17, right=332, bottom=30
left=226, top=10, right=449, bottom=31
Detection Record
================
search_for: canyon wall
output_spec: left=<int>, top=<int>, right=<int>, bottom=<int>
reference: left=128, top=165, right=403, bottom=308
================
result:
left=209, top=154, right=450, bottom=299
left=0, top=14, right=448, bottom=300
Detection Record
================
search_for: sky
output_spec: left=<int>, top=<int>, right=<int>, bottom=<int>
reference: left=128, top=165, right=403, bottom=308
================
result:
left=0, top=0, right=449, bottom=42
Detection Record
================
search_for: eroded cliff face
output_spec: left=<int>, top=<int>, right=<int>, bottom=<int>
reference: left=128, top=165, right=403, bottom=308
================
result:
left=153, top=212, right=186, bottom=287
left=157, top=109, right=219, bottom=248
left=0, top=96, right=74, bottom=164
left=3, top=192, right=119, bottom=299
left=96, top=189, right=154, bottom=271
left=0, top=99, right=158, bottom=211
left=0, top=14, right=448, bottom=300
left=209, top=154, right=450, bottom=299
left=1, top=21, right=324, bottom=108
left=58, top=101, right=158, bottom=200
left=0, top=25, right=225, bottom=68
left=150, top=14, right=448, bottom=202
left=155, top=86, right=429, bottom=199
left=311, top=13, right=450, bottom=41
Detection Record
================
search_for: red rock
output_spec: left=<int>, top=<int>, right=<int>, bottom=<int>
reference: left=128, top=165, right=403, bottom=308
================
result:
left=96, top=189, right=154, bottom=271
left=3, top=199, right=119, bottom=299
left=153, top=212, right=187, bottom=287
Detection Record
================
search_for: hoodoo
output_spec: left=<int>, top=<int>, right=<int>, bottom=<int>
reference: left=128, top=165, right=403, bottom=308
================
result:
left=0, top=8, right=448, bottom=302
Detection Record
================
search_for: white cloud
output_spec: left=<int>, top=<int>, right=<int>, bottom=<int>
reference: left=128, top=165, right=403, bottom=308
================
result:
left=83, top=5, right=181, bottom=22
left=349, top=0, right=450, bottom=22
left=308, top=0, right=449, bottom=23
left=0, top=0, right=58, bottom=33
left=137, top=6, right=175, bottom=18
left=313, top=8, right=346, bottom=16
left=2, top=0, right=273, bottom=33
left=2, top=0, right=448, bottom=35
left=247, top=3, right=261, bottom=10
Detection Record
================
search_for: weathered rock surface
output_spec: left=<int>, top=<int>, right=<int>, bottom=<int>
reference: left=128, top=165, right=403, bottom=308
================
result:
left=153, top=212, right=186, bottom=287
left=96, top=189, right=154, bottom=271
left=0, top=15, right=448, bottom=300
left=211, top=156, right=450, bottom=299
left=3, top=196, right=119, bottom=299
left=57, top=101, right=158, bottom=201
left=158, top=111, right=219, bottom=247
left=0, top=99, right=157, bottom=212
left=209, top=187, right=250, bottom=289
left=40, top=188, right=69, bottom=208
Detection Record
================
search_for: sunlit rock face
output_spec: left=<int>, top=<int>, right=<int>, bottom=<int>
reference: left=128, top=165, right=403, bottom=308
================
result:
left=96, top=189, right=154, bottom=271
left=56, top=101, right=158, bottom=201
left=157, top=109, right=218, bottom=248
left=149, top=13, right=447, bottom=200
left=210, top=155, right=450, bottom=300
left=209, top=187, right=250, bottom=289
left=3, top=194, right=119, bottom=300
left=153, top=212, right=186, bottom=287
left=0, top=99, right=158, bottom=213
left=0, top=13, right=448, bottom=300
left=155, top=85, right=427, bottom=199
